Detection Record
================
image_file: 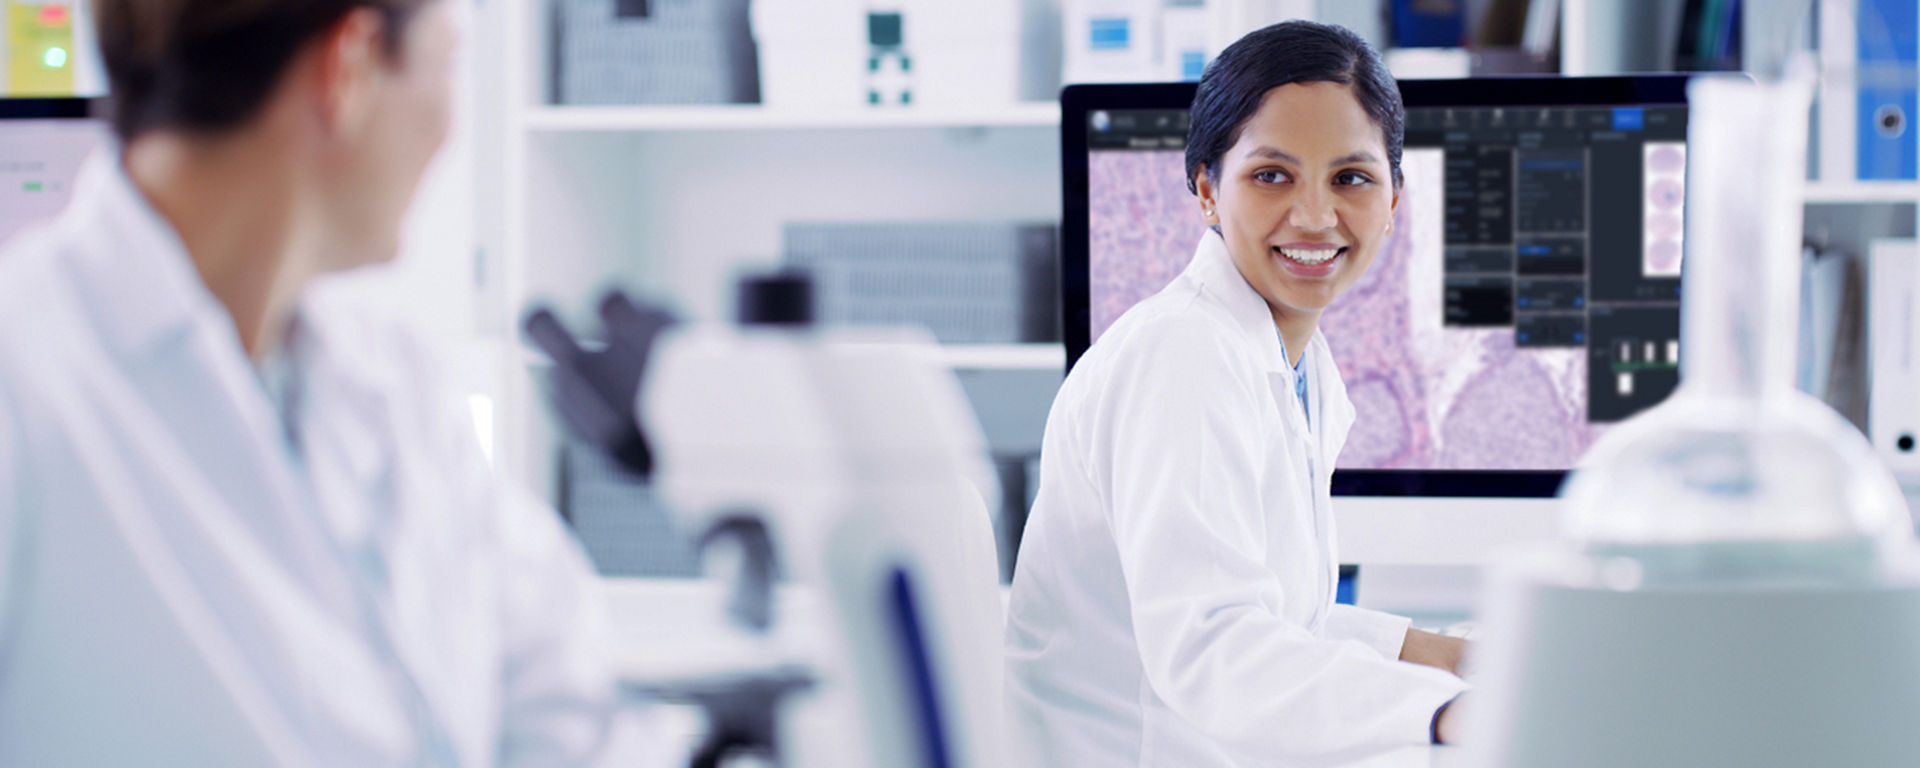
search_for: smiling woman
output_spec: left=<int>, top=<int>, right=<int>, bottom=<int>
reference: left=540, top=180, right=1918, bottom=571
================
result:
left=1185, top=22, right=1405, bottom=368
left=1004, top=20, right=1471, bottom=768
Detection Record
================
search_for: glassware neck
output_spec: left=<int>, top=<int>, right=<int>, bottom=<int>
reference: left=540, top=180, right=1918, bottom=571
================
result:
left=1677, top=73, right=1812, bottom=401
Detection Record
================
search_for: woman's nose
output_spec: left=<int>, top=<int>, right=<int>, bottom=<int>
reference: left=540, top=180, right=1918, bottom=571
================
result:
left=1287, top=185, right=1338, bottom=232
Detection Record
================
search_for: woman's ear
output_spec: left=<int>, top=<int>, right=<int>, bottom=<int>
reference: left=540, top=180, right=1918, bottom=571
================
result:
left=1194, top=166, right=1218, bottom=224
left=1387, top=185, right=1401, bottom=234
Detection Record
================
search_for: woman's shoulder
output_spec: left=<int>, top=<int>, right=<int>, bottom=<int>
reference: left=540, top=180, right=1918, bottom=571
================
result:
left=1070, top=279, right=1264, bottom=397
left=297, top=274, right=465, bottom=423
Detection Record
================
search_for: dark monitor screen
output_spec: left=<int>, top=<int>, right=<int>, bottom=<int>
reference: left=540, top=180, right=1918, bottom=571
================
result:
left=1060, top=76, right=1692, bottom=496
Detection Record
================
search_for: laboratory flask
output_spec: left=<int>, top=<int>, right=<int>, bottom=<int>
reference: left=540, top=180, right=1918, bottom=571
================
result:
left=1469, top=67, right=1920, bottom=768
left=1556, top=68, right=1912, bottom=584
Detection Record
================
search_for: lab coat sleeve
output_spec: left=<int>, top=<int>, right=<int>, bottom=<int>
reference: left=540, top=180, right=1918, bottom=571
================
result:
left=427, top=380, right=660, bottom=766
left=485, top=490, right=680, bottom=767
left=489, top=480, right=623, bottom=765
left=1323, top=603, right=1413, bottom=661
left=1096, top=317, right=1466, bottom=762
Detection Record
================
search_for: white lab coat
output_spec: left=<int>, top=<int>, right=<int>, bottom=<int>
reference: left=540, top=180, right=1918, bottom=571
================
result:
left=0, top=155, right=643, bottom=765
left=1004, top=230, right=1469, bottom=767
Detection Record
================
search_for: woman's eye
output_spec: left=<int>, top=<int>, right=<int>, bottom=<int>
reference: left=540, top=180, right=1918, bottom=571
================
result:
left=1336, top=171, right=1372, bottom=186
left=1254, top=170, right=1288, bottom=184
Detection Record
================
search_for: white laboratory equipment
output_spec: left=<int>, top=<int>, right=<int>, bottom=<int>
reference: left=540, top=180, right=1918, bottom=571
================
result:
left=526, top=274, right=1009, bottom=767
left=750, top=0, right=1020, bottom=108
left=1469, top=69, right=1920, bottom=767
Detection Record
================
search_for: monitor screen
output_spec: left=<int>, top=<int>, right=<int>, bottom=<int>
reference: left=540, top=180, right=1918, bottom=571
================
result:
left=1062, top=77, right=1692, bottom=492
left=0, top=99, right=105, bottom=247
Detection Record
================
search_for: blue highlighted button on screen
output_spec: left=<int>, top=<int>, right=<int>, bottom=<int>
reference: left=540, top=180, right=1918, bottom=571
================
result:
left=1612, top=107, right=1644, bottom=131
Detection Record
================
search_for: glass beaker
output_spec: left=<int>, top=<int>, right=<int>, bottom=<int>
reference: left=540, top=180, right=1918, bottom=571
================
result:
left=1557, top=65, right=1913, bottom=586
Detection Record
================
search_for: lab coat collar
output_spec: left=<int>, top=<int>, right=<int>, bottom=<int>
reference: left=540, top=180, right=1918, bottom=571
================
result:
left=1183, top=229, right=1356, bottom=452
left=1184, top=229, right=1290, bottom=376
left=60, top=151, right=228, bottom=360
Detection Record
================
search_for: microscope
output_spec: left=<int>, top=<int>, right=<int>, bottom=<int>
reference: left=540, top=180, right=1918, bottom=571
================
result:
left=525, top=272, right=1007, bottom=767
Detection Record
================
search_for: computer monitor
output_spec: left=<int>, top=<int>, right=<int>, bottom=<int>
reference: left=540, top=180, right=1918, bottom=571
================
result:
left=1060, top=76, right=1692, bottom=565
left=1, top=98, right=105, bottom=246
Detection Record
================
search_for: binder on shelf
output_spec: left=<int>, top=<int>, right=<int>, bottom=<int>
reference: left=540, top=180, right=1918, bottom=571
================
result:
left=1869, top=239, right=1920, bottom=480
left=1858, top=0, right=1917, bottom=180
left=1389, top=0, right=1465, bottom=49
left=1818, top=0, right=1918, bottom=181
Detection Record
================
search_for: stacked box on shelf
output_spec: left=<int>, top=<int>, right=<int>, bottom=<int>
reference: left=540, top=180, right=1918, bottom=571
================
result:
left=553, top=0, right=759, bottom=105
left=783, top=220, right=1060, bottom=344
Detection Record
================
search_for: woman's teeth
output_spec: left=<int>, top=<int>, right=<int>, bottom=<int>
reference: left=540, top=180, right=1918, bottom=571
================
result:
left=1278, top=247, right=1342, bottom=265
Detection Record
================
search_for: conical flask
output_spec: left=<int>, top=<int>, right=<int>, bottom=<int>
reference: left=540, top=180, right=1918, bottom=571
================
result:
left=1558, top=68, right=1911, bottom=585
left=1471, top=66, right=1920, bottom=768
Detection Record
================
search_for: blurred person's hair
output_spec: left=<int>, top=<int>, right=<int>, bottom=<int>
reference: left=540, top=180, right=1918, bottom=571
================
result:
left=93, top=0, right=429, bottom=141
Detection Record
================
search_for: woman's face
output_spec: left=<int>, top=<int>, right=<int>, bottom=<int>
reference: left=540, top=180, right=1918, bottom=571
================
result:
left=1194, top=81, right=1398, bottom=326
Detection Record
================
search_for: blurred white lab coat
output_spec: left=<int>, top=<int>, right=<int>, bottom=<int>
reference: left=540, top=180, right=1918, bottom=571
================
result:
left=0, top=155, right=647, bottom=765
left=1004, top=230, right=1469, bottom=767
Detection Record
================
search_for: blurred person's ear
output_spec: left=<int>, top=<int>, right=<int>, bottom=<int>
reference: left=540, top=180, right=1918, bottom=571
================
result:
left=311, top=8, right=389, bottom=141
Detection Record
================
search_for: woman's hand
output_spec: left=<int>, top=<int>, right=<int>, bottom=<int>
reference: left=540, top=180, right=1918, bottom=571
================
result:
left=1399, top=627, right=1468, bottom=676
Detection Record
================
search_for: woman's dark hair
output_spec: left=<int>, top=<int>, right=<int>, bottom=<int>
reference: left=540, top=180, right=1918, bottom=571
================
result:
left=94, top=0, right=427, bottom=141
left=1185, top=20, right=1404, bottom=193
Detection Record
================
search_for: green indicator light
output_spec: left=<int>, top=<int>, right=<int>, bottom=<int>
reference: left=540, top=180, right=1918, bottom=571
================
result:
left=23, top=182, right=43, bottom=193
left=44, top=47, right=69, bottom=69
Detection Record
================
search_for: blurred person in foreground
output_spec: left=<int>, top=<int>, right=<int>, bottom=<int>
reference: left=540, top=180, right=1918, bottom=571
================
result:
left=0, top=1, right=666, bottom=764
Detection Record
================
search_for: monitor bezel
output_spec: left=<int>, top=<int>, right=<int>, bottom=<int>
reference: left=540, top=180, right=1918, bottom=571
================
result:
left=1059, top=75, right=1692, bottom=499
left=0, top=97, right=93, bottom=120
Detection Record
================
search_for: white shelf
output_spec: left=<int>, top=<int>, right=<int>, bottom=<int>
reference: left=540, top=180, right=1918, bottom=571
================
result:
left=937, top=343, right=1065, bottom=371
left=524, top=341, right=1064, bottom=372
left=520, top=103, right=1062, bottom=133
left=1803, top=181, right=1920, bottom=204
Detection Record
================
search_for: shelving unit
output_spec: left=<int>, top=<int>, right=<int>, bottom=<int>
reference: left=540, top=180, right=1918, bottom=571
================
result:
left=521, top=103, right=1063, bottom=132
left=474, top=0, right=1067, bottom=501
left=522, top=340, right=1063, bottom=373
left=938, top=343, right=1067, bottom=371
left=1803, top=181, right=1920, bottom=205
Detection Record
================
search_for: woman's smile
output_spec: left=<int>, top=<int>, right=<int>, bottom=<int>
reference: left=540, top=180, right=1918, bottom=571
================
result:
left=1275, top=242, right=1347, bottom=277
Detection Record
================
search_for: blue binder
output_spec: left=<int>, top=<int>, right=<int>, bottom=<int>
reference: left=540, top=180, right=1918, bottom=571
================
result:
left=1858, top=0, right=1918, bottom=180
